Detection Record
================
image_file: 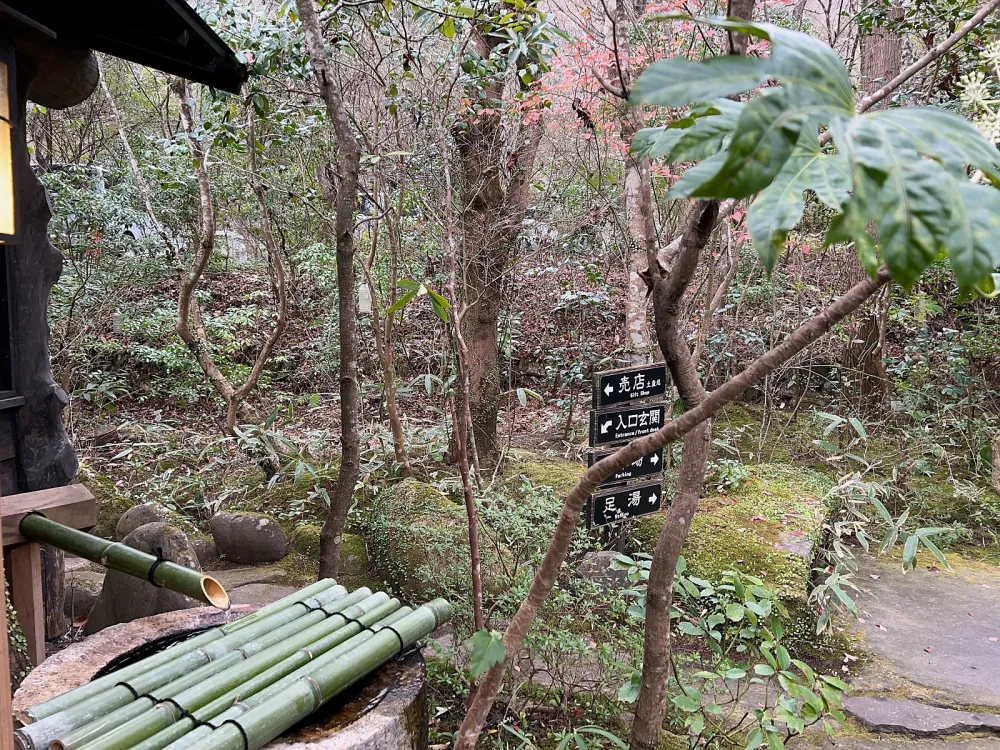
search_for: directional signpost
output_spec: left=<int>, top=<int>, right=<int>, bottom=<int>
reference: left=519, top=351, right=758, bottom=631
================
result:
left=587, top=363, right=669, bottom=533
left=588, top=448, right=663, bottom=487
left=593, top=364, right=667, bottom=408
left=590, top=480, right=662, bottom=527
left=589, top=403, right=666, bottom=446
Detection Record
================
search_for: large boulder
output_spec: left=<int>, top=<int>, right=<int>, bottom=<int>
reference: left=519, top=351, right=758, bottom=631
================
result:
left=84, top=523, right=202, bottom=635
left=79, top=464, right=133, bottom=539
left=210, top=512, right=288, bottom=564
left=116, top=503, right=172, bottom=540
left=630, top=464, right=829, bottom=599
left=365, top=479, right=472, bottom=602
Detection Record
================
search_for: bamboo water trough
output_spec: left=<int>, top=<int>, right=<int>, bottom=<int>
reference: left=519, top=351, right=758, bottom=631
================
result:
left=14, top=581, right=452, bottom=750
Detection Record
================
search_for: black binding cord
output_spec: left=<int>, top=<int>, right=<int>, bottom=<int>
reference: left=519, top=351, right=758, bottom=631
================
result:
left=115, top=681, right=139, bottom=699
left=221, top=719, right=250, bottom=750
left=146, top=546, right=167, bottom=586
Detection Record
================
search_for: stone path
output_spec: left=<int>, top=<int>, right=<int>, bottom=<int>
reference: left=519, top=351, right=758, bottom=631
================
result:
left=846, top=555, right=1000, bottom=709
left=835, top=554, right=1000, bottom=746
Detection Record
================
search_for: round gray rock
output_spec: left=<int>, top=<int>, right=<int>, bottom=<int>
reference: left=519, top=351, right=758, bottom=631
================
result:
left=116, top=503, right=172, bottom=541
left=64, top=571, right=103, bottom=623
left=84, top=522, right=202, bottom=635
left=210, top=512, right=288, bottom=564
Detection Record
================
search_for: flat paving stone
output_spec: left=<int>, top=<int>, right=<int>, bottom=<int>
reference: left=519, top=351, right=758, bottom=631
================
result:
left=815, top=738, right=1000, bottom=749
left=845, top=697, right=1000, bottom=737
left=848, top=556, right=1000, bottom=709
left=228, top=583, right=297, bottom=606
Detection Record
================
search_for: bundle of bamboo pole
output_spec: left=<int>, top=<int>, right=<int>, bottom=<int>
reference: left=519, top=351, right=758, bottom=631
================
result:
left=18, top=515, right=229, bottom=610
left=14, top=582, right=452, bottom=750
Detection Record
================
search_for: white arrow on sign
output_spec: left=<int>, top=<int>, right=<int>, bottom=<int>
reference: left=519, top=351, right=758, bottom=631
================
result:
left=601, top=420, right=611, bottom=434
left=648, top=491, right=658, bottom=504
left=650, top=453, right=659, bottom=465
left=604, top=383, right=614, bottom=396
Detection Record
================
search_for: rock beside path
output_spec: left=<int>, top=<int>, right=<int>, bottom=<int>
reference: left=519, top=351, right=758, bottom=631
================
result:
left=83, top=522, right=201, bottom=634
left=210, top=512, right=288, bottom=564
left=845, top=697, right=1000, bottom=737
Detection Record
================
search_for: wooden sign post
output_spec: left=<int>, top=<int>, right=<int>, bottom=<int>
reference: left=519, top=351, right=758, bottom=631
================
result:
left=587, top=364, right=669, bottom=535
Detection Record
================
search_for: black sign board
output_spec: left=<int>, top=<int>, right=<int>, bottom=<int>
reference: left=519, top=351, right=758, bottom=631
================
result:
left=593, top=364, right=667, bottom=408
left=588, top=449, right=663, bottom=487
left=589, top=403, right=666, bottom=446
left=589, top=479, right=663, bottom=527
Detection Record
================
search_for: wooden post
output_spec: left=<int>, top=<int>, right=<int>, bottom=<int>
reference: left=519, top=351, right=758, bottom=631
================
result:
left=0, top=489, right=15, bottom=750
left=8, top=544, right=43, bottom=667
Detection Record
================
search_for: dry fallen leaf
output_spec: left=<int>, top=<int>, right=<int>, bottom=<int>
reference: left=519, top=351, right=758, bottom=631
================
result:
left=924, top=647, right=933, bottom=653
left=870, top=574, right=880, bottom=580
left=877, top=624, right=888, bottom=632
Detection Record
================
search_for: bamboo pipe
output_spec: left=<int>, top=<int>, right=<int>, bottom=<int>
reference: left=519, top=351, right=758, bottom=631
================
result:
left=158, top=606, right=417, bottom=750
left=131, top=604, right=413, bottom=750
left=62, top=594, right=400, bottom=750
left=183, top=599, right=452, bottom=750
left=18, top=514, right=229, bottom=609
left=20, top=579, right=337, bottom=725
left=15, top=583, right=348, bottom=747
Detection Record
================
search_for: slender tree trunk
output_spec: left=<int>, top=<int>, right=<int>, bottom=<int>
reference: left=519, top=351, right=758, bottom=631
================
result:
left=842, top=4, right=901, bottom=411
left=992, top=430, right=1000, bottom=495
left=444, top=119, right=486, bottom=631
left=173, top=82, right=286, bottom=445
left=297, top=0, right=363, bottom=579
left=453, top=267, right=891, bottom=749
left=456, top=70, right=544, bottom=459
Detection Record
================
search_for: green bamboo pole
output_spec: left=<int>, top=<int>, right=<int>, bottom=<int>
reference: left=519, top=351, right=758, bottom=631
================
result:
left=18, top=514, right=230, bottom=609
left=157, top=606, right=418, bottom=750
left=21, top=579, right=337, bottom=724
left=181, top=600, right=452, bottom=750
left=15, top=585, right=352, bottom=750
left=61, top=593, right=400, bottom=750
left=132, top=605, right=414, bottom=750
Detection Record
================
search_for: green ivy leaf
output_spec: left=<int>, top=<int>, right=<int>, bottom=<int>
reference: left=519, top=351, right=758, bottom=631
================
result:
left=467, top=629, right=506, bottom=680
left=630, top=54, right=772, bottom=108
left=672, top=694, right=701, bottom=712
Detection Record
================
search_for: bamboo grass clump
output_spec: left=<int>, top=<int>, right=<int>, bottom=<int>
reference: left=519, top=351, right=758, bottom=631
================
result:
left=15, top=582, right=452, bottom=750
left=18, top=514, right=229, bottom=609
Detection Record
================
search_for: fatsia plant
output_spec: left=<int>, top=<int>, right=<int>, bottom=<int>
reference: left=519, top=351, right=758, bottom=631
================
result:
left=631, top=16, right=1000, bottom=297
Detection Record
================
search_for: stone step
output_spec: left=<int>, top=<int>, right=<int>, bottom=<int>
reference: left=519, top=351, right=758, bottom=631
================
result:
left=845, top=697, right=1000, bottom=738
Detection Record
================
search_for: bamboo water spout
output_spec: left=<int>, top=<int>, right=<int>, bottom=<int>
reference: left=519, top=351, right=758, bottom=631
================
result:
left=18, top=514, right=229, bottom=609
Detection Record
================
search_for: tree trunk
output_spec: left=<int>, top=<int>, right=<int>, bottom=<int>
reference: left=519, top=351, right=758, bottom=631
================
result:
left=842, top=4, right=901, bottom=410
left=296, top=0, right=363, bottom=580
left=456, top=77, right=544, bottom=460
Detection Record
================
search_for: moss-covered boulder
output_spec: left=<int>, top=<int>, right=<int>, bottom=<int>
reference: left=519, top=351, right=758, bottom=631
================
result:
left=365, top=478, right=473, bottom=602
left=502, top=450, right=585, bottom=495
left=291, top=523, right=322, bottom=558
left=631, top=464, right=830, bottom=599
left=79, top=464, right=134, bottom=540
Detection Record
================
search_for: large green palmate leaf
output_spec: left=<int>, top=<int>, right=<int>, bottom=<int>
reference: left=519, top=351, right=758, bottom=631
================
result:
left=866, top=157, right=953, bottom=290
left=632, top=126, right=684, bottom=158
left=669, top=150, right=729, bottom=198
left=748, top=130, right=850, bottom=270
left=630, top=54, right=772, bottom=108
left=643, top=16, right=855, bottom=113
left=863, top=108, right=1000, bottom=184
left=835, top=115, right=954, bottom=288
left=681, top=91, right=811, bottom=200
left=948, top=182, right=1000, bottom=296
